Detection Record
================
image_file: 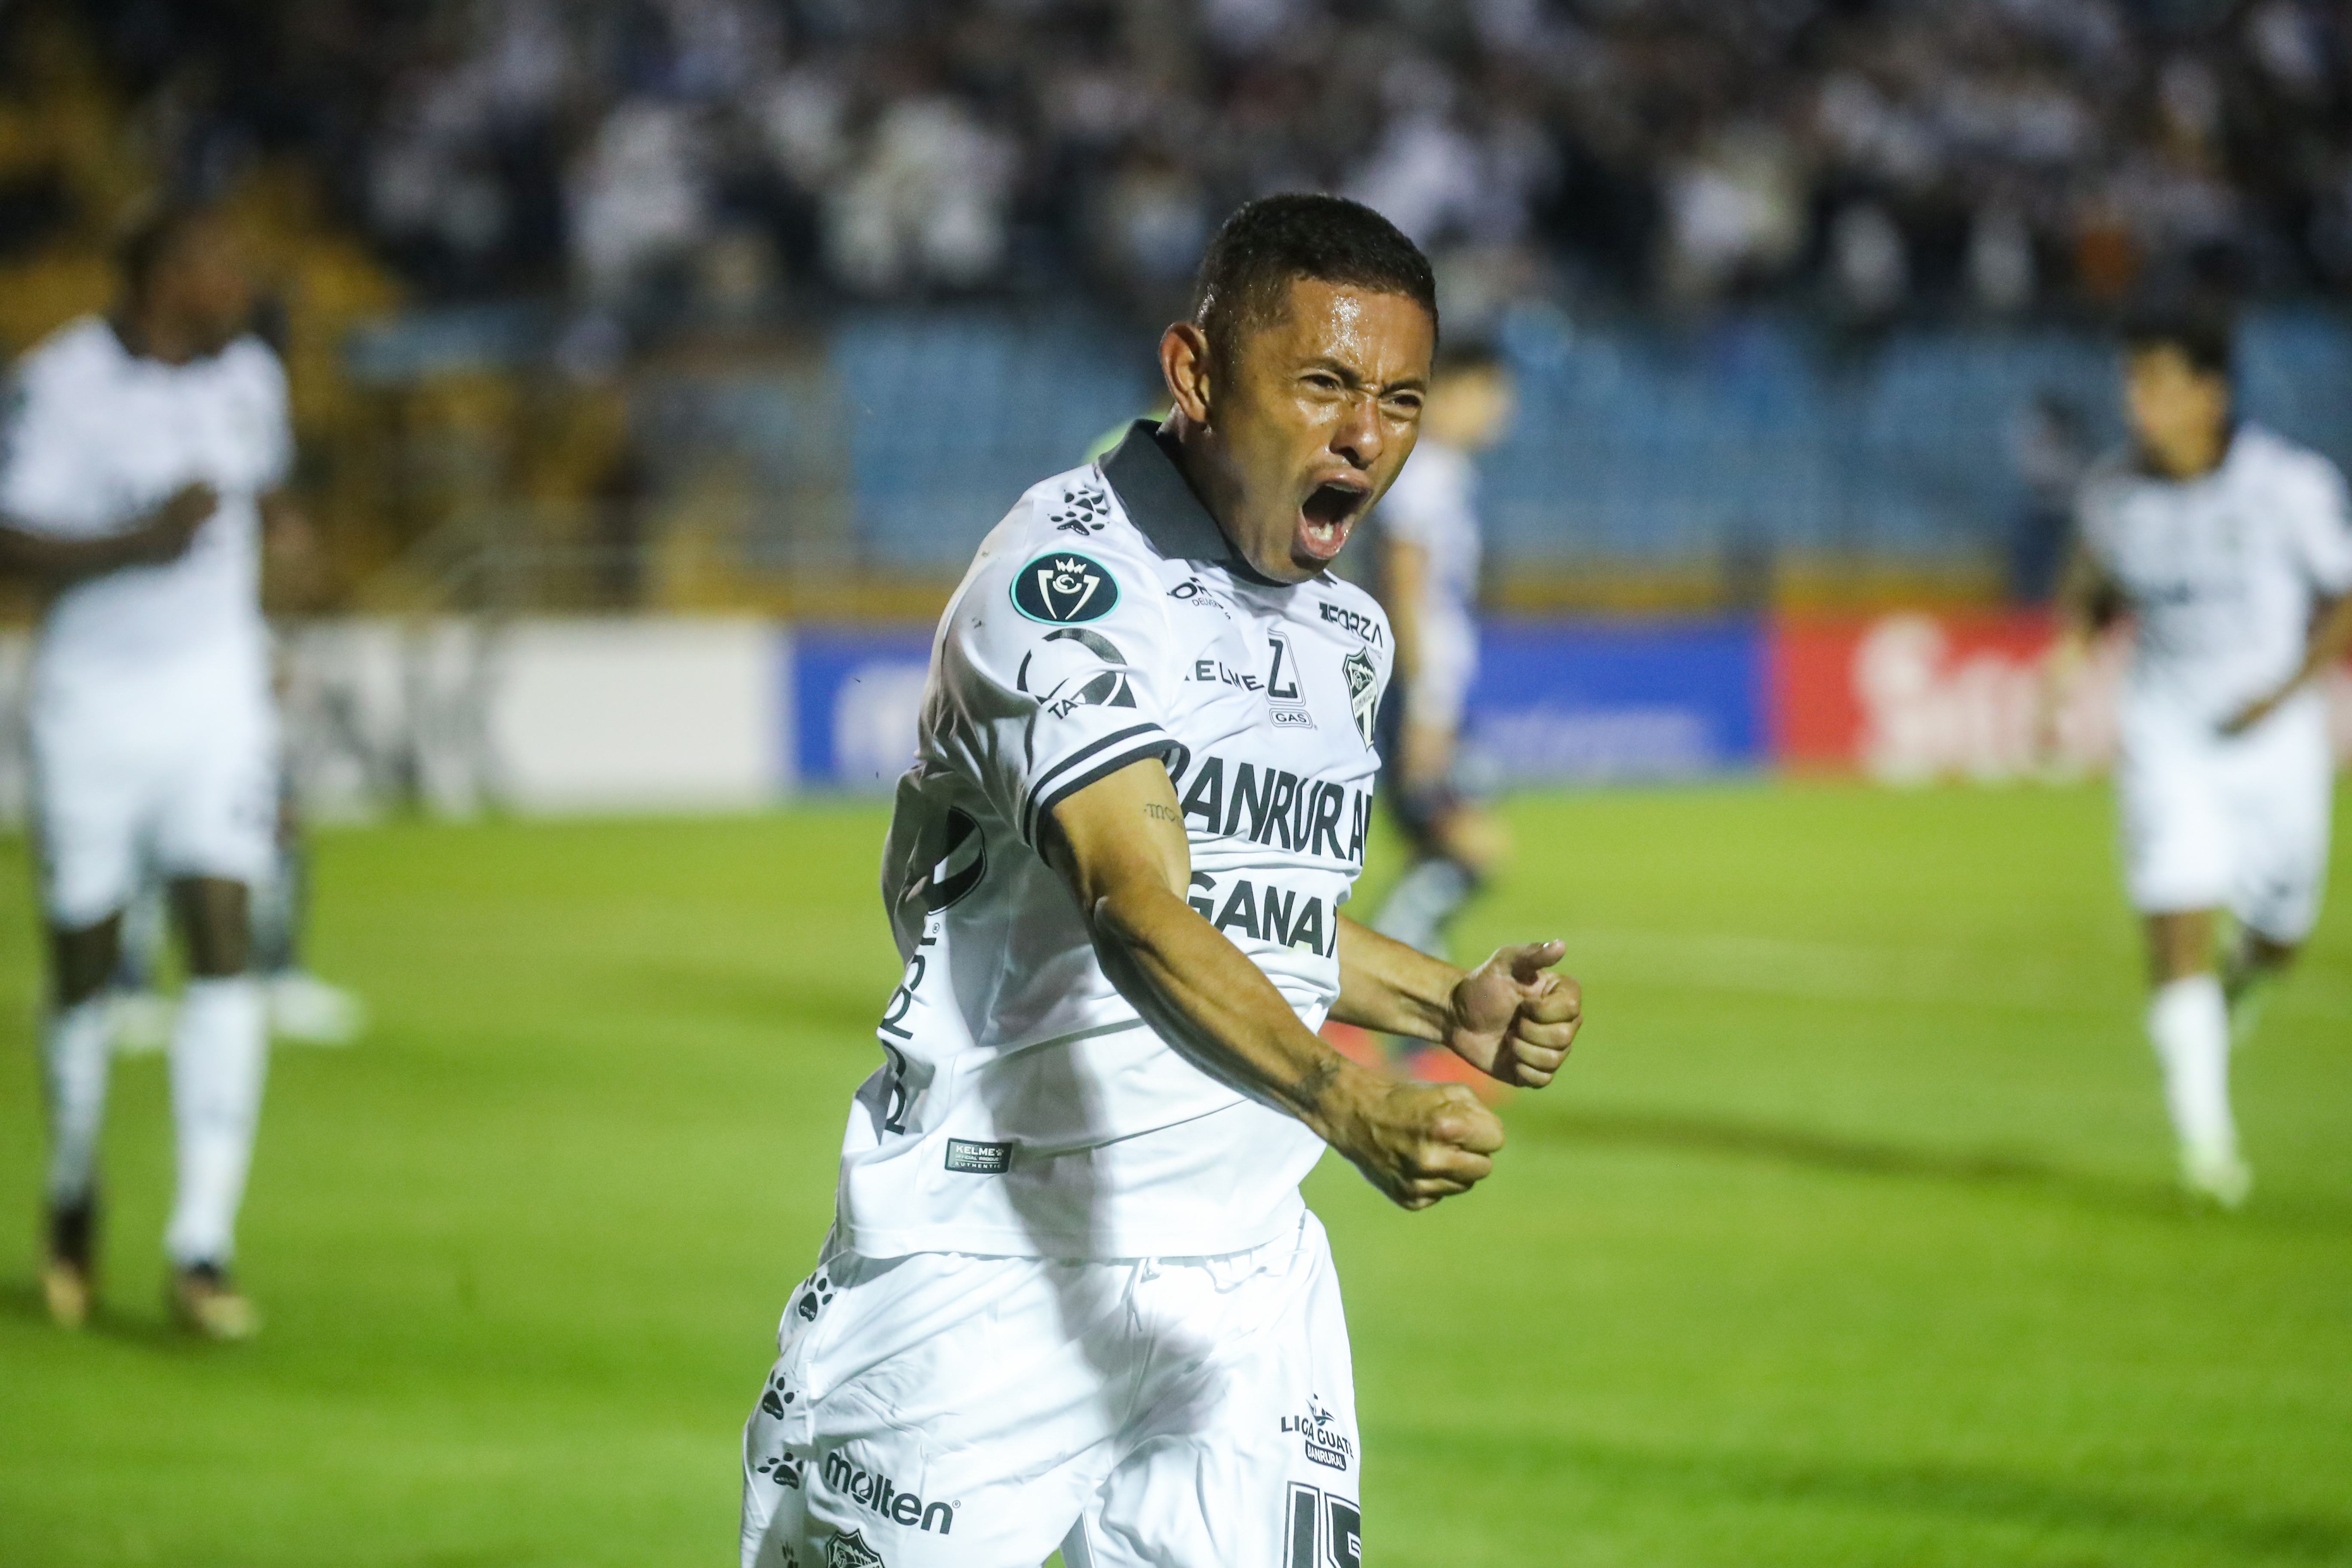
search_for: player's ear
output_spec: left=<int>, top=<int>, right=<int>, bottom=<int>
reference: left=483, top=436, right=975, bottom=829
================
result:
left=1161, top=322, right=1214, bottom=426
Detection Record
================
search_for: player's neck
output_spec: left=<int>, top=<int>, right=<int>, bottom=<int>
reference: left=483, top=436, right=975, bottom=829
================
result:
left=2144, top=423, right=2232, bottom=483
left=111, top=309, right=211, bottom=368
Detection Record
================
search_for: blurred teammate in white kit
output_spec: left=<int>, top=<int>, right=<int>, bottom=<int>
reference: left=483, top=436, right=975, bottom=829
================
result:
left=2047, top=300, right=2352, bottom=1207
left=1368, top=340, right=1515, bottom=961
left=2, top=204, right=301, bottom=1335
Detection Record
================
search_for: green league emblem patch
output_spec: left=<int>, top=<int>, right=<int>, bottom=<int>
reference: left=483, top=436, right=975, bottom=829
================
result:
left=1013, top=552, right=1118, bottom=624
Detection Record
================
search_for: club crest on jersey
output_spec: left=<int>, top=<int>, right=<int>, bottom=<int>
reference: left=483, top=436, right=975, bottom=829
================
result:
left=1342, top=649, right=1379, bottom=748
left=1014, top=552, right=1118, bottom=624
left=824, top=1530, right=886, bottom=1568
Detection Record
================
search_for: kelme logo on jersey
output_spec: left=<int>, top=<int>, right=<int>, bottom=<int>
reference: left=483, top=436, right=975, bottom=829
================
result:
left=1013, top=552, right=1118, bottom=624
left=821, top=1452, right=957, bottom=1535
left=1342, top=649, right=1379, bottom=748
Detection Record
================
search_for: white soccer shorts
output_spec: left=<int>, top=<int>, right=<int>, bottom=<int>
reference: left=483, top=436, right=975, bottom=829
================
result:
left=2116, top=697, right=2335, bottom=944
left=739, top=1211, right=1363, bottom=1568
left=30, top=674, right=278, bottom=931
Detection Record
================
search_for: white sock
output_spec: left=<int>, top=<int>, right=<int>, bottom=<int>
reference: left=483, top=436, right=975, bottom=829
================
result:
left=41, top=997, right=113, bottom=1207
left=1373, top=858, right=1473, bottom=956
left=2147, top=974, right=2234, bottom=1155
left=165, top=977, right=269, bottom=1267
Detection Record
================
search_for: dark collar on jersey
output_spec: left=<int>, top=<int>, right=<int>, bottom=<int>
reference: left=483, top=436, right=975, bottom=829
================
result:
left=1099, top=420, right=1286, bottom=587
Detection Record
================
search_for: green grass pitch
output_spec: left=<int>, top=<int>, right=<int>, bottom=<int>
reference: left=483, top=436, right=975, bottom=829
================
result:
left=3, top=784, right=2349, bottom=1567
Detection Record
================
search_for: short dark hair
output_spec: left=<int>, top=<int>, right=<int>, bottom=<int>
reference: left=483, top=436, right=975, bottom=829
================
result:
left=1189, top=193, right=1437, bottom=373
left=2121, top=296, right=2236, bottom=380
left=118, top=200, right=220, bottom=302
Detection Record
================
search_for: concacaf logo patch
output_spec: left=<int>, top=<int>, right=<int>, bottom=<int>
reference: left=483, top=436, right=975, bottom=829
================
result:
left=1013, top=552, right=1118, bottom=624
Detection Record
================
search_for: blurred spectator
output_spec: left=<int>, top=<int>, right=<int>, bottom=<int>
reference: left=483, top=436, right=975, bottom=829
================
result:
left=824, top=89, right=1017, bottom=295
left=31, top=0, right=2352, bottom=331
left=570, top=99, right=712, bottom=303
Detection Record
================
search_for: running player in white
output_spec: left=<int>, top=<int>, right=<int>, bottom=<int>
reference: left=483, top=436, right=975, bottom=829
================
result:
left=4, top=204, right=297, bottom=1335
left=740, top=195, right=1583, bottom=1568
left=1369, top=338, right=1516, bottom=962
left=2046, top=301, right=2352, bottom=1208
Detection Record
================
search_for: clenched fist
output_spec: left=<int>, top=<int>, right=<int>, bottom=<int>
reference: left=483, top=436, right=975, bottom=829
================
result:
left=1445, top=940, right=1582, bottom=1088
left=1324, top=1076, right=1506, bottom=1210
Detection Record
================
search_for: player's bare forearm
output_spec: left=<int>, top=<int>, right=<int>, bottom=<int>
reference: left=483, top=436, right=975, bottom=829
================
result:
left=2037, top=542, right=2109, bottom=753
left=1332, top=916, right=1460, bottom=1041
left=1047, top=758, right=1507, bottom=1208
left=2294, top=592, right=2352, bottom=686
left=0, top=483, right=212, bottom=585
left=2224, top=593, right=2352, bottom=733
left=1381, top=536, right=1427, bottom=685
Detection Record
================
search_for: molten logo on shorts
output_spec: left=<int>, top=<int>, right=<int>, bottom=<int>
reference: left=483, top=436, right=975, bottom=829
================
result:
left=821, top=1452, right=956, bottom=1534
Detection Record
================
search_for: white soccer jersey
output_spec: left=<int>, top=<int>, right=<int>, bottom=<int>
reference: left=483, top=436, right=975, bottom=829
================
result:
left=1373, top=437, right=1481, bottom=725
left=2078, top=424, right=2352, bottom=728
left=0, top=315, right=289, bottom=686
left=835, top=422, right=1394, bottom=1261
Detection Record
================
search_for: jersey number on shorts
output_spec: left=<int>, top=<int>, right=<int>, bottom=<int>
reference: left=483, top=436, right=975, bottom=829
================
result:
left=1286, top=1482, right=1362, bottom=1568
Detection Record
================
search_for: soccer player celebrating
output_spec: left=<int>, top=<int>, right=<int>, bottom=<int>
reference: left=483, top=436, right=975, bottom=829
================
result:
left=2046, top=300, right=2352, bottom=1208
left=1368, top=338, right=1516, bottom=961
left=3, top=204, right=298, bottom=1336
left=740, top=195, right=1581, bottom=1566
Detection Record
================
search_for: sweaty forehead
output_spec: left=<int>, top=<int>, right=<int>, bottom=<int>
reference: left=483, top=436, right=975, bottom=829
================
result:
left=1245, top=277, right=1433, bottom=377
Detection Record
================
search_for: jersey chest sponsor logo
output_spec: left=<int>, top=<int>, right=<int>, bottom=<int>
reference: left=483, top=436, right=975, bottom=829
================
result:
left=1265, top=631, right=1314, bottom=730
left=1318, top=600, right=1385, bottom=647
left=1174, top=754, right=1371, bottom=864
left=1187, top=871, right=1338, bottom=956
left=820, top=1452, right=957, bottom=1535
left=1013, top=551, right=1118, bottom=624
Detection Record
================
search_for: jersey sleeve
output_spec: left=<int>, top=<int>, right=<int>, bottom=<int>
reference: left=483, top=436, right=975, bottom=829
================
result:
left=2284, top=452, right=2352, bottom=597
left=1376, top=452, right=1461, bottom=554
left=0, top=356, right=91, bottom=533
left=937, top=540, right=1185, bottom=848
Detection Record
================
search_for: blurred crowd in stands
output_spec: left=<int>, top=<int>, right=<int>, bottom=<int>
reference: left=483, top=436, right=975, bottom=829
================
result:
left=14, top=0, right=2352, bottom=340
left=11, top=0, right=2352, bottom=614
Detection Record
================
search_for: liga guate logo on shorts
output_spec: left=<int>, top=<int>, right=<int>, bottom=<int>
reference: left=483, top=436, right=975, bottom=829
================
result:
left=1280, top=1393, right=1354, bottom=1471
left=1342, top=649, right=1379, bottom=748
left=1014, top=552, right=1118, bottom=624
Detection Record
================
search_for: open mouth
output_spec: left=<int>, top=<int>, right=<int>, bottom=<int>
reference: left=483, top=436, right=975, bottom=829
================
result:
left=1296, top=481, right=1369, bottom=561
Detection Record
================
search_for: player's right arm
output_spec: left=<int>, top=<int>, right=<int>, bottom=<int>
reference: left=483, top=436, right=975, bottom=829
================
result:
left=2037, top=503, right=2122, bottom=758
left=0, top=482, right=214, bottom=585
left=1044, top=757, right=1506, bottom=1210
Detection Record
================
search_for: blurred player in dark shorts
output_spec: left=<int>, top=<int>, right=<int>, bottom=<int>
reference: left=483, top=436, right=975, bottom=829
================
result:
left=1368, top=340, right=1516, bottom=961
